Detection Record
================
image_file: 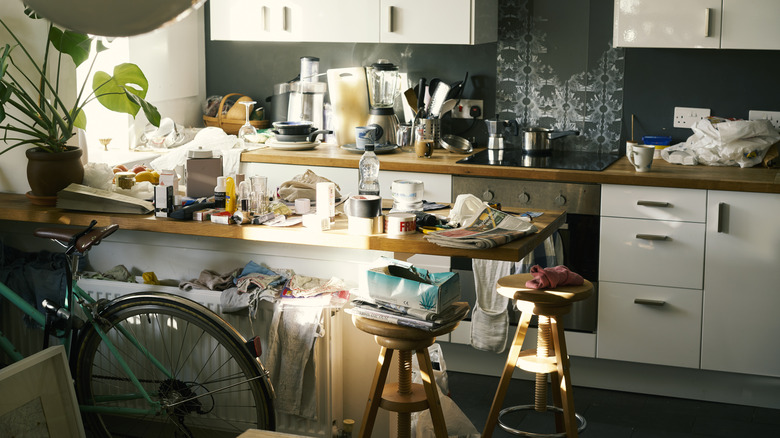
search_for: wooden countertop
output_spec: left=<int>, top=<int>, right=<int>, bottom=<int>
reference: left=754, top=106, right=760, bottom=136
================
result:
left=0, top=193, right=565, bottom=262
left=242, top=144, right=780, bottom=194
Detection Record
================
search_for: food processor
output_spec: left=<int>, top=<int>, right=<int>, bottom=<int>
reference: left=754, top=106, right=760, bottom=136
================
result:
left=365, top=60, right=401, bottom=145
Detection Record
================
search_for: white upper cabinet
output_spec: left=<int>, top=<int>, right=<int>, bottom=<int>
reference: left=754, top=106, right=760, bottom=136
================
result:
left=613, top=0, right=722, bottom=49
left=210, top=0, right=497, bottom=44
left=721, top=0, right=780, bottom=50
left=379, top=0, right=497, bottom=45
left=614, top=0, right=780, bottom=50
left=209, top=0, right=378, bottom=43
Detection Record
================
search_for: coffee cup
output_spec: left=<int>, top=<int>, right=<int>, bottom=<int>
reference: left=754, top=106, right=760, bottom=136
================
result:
left=626, top=140, right=639, bottom=159
left=628, top=144, right=655, bottom=172
left=344, top=195, right=382, bottom=218
left=414, top=138, right=434, bottom=158
left=355, top=125, right=384, bottom=149
left=348, top=215, right=384, bottom=235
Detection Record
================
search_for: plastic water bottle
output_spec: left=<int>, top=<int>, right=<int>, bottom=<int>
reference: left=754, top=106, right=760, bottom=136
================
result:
left=358, top=144, right=380, bottom=196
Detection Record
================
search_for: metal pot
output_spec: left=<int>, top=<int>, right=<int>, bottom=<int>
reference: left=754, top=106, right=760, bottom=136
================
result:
left=272, top=129, right=332, bottom=143
left=271, top=120, right=315, bottom=136
left=522, top=127, right=579, bottom=154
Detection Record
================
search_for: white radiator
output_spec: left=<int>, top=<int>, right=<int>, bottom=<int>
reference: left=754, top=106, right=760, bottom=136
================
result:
left=9, top=278, right=340, bottom=437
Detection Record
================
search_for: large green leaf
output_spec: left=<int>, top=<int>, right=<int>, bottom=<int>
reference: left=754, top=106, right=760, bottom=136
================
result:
left=49, top=27, right=92, bottom=67
left=71, top=107, right=87, bottom=131
left=0, top=44, right=10, bottom=78
left=124, top=90, right=160, bottom=127
left=93, top=63, right=157, bottom=122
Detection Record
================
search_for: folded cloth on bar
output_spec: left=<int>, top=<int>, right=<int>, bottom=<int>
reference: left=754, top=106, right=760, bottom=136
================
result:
left=525, top=265, right=584, bottom=289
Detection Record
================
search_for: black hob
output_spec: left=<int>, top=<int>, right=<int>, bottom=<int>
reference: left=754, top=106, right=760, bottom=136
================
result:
left=456, top=148, right=620, bottom=171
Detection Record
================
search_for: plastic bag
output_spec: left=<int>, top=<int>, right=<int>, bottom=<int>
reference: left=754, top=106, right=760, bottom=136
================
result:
left=277, top=169, right=342, bottom=202
left=682, top=118, right=780, bottom=167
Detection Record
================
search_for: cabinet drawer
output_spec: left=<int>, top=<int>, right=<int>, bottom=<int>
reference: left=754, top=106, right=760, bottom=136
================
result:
left=600, top=217, right=705, bottom=289
left=597, top=282, right=702, bottom=369
left=601, top=185, right=706, bottom=222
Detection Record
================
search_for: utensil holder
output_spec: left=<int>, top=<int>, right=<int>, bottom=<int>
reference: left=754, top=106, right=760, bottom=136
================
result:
left=415, top=118, right=441, bottom=148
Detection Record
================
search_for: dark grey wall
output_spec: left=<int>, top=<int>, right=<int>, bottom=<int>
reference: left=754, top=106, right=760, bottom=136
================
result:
left=204, top=0, right=780, bottom=152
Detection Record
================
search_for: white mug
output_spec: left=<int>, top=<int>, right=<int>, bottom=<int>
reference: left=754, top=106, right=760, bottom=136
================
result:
left=628, top=144, right=655, bottom=172
left=626, top=140, right=639, bottom=159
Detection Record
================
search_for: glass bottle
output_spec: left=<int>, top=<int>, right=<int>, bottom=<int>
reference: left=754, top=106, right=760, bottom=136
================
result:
left=358, top=144, right=380, bottom=196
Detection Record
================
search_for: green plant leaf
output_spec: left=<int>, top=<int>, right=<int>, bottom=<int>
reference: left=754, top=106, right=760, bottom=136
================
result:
left=124, top=90, right=161, bottom=127
left=48, top=27, right=91, bottom=67
left=0, top=44, right=9, bottom=78
left=71, top=107, right=86, bottom=131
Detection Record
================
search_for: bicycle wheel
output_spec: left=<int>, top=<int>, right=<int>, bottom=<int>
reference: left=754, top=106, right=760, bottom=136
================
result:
left=73, top=292, right=275, bottom=437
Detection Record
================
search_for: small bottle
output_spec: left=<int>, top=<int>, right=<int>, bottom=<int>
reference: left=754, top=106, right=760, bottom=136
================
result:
left=214, top=176, right=227, bottom=209
left=358, top=144, right=380, bottom=196
left=225, top=176, right=237, bottom=213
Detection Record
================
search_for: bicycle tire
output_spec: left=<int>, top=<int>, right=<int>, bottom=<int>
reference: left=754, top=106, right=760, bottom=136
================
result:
left=73, top=292, right=275, bottom=437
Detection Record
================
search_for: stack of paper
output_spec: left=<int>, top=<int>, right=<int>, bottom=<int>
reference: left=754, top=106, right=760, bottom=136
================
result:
left=57, top=184, right=154, bottom=214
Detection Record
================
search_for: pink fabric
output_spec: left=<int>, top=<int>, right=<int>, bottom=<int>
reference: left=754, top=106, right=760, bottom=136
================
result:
left=525, top=265, right=584, bottom=289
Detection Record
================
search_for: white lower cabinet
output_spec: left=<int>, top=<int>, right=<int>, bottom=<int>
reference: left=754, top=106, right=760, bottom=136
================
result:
left=598, top=282, right=702, bottom=368
left=700, top=190, right=780, bottom=377
left=598, top=185, right=705, bottom=367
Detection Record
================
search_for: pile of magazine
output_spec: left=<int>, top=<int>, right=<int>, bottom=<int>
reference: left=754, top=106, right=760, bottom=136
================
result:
left=424, top=204, right=538, bottom=249
left=346, top=299, right=469, bottom=331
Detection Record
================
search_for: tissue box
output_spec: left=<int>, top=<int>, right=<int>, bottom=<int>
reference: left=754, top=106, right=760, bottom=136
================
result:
left=366, top=264, right=460, bottom=313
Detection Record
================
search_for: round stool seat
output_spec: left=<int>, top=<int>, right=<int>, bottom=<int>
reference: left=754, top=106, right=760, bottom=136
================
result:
left=496, top=273, right=593, bottom=306
left=352, top=315, right=461, bottom=351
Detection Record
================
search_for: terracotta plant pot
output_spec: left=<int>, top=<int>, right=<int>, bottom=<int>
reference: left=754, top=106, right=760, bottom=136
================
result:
left=26, top=146, right=84, bottom=204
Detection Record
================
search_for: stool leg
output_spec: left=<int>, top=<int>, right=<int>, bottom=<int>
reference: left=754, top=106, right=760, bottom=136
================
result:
left=535, top=315, right=552, bottom=413
left=416, top=349, right=447, bottom=438
left=482, top=310, right=533, bottom=438
left=550, top=316, right=578, bottom=438
left=397, top=350, right=413, bottom=438
left=359, top=346, right=394, bottom=438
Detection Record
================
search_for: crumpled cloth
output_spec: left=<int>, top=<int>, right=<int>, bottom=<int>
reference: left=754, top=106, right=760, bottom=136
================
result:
left=236, top=272, right=283, bottom=294
left=180, top=267, right=241, bottom=291
left=525, top=265, right=583, bottom=289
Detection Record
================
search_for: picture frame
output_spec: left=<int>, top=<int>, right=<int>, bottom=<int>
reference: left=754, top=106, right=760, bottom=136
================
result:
left=0, top=345, right=85, bottom=437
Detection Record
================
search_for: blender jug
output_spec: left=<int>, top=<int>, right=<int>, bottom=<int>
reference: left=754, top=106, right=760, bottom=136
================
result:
left=365, top=60, right=401, bottom=145
left=287, top=81, right=327, bottom=130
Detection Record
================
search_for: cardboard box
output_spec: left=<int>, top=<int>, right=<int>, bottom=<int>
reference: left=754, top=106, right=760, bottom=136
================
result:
left=186, top=156, right=222, bottom=198
left=366, top=262, right=460, bottom=313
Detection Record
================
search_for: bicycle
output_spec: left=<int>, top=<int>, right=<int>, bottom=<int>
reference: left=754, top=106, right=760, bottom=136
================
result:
left=0, top=220, right=276, bottom=437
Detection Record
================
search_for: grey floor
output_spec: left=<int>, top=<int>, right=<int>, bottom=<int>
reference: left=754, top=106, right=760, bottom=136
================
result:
left=447, top=371, right=780, bottom=438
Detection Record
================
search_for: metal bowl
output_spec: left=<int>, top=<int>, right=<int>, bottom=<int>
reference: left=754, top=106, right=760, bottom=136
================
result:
left=440, top=134, right=474, bottom=154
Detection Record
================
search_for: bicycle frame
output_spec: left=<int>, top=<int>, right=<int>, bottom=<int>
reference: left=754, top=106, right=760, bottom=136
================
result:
left=0, top=275, right=169, bottom=416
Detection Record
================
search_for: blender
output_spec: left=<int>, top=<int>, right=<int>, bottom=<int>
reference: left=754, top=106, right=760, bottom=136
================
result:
left=365, top=60, right=401, bottom=145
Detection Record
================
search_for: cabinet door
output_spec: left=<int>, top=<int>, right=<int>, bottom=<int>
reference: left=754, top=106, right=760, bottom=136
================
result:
left=380, top=0, right=474, bottom=44
left=721, top=0, right=780, bottom=50
left=613, top=0, right=721, bottom=48
left=598, top=282, right=702, bottom=368
left=210, top=0, right=378, bottom=42
left=701, top=191, right=780, bottom=377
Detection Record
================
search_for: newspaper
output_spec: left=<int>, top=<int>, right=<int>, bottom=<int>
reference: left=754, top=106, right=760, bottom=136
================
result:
left=424, top=205, right=538, bottom=249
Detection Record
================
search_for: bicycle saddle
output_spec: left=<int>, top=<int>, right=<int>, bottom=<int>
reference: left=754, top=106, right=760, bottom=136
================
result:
left=34, top=223, right=119, bottom=254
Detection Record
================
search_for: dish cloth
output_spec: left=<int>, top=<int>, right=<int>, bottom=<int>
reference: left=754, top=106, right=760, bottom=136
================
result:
left=264, top=303, right=323, bottom=419
left=470, top=234, right=562, bottom=353
left=525, top=265, right=584, bottom=289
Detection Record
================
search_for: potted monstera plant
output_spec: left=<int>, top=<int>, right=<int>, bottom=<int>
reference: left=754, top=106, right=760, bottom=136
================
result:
left=0, top=6, right=160, bottom=203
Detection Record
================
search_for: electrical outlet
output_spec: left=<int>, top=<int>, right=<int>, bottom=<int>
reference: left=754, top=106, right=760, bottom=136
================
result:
left=452, top=99, right=483, bottom=119
left=673, top=107, right=711, bottom=128
left=748, top=110, right=780, bottom=130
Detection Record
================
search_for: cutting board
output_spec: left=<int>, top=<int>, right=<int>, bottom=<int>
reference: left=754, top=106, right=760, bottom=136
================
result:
left=327, top=67, right=370, bottom=146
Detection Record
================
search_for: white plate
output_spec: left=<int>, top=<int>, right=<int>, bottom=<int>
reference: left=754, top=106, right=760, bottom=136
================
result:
left=266, top=139, right=321, bottom=151
left=341, top=144, right=399, bottom=154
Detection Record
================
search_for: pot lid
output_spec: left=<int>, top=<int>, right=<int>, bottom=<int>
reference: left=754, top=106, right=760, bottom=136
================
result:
left=370, top=59, right=398, bottom=71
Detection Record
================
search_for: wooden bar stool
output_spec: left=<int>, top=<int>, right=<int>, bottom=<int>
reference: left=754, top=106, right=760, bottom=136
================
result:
left=482, top=274, right=593, bottom=438
left=352, top=304, right=467, bottom=438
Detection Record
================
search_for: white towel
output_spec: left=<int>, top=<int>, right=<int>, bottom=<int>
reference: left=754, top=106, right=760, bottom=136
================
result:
left=264, top=303, right=323, bottom=419
left=470, top=234, right=562, bottom=353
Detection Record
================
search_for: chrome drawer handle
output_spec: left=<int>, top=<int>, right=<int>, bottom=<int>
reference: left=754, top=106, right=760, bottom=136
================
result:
left=637, top=200, right=670, bottom=207
left=636, top=234, right=669, bottom=241
left=634, top=298, right=666, bottom=306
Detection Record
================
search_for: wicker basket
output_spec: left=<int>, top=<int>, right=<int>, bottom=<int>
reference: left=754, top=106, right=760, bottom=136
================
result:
left=203, top=93, right=269, bottom=134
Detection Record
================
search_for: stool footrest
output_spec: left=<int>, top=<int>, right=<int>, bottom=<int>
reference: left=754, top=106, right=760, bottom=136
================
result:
left=516, top=349, right=559, bottom=374
left=498, top=404, right=586, bottom=438
left=380, top=382, right=430, bottom=413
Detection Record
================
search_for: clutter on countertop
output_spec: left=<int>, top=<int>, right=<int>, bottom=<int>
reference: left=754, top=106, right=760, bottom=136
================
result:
left=662, top=117, right=780, bottom=168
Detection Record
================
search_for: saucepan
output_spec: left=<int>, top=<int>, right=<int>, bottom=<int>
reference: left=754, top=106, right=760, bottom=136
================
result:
left=522, top=127, right=579, bottom=154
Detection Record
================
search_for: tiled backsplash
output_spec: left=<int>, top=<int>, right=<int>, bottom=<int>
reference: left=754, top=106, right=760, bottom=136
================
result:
left=497, top=0, right=623, bottom=153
